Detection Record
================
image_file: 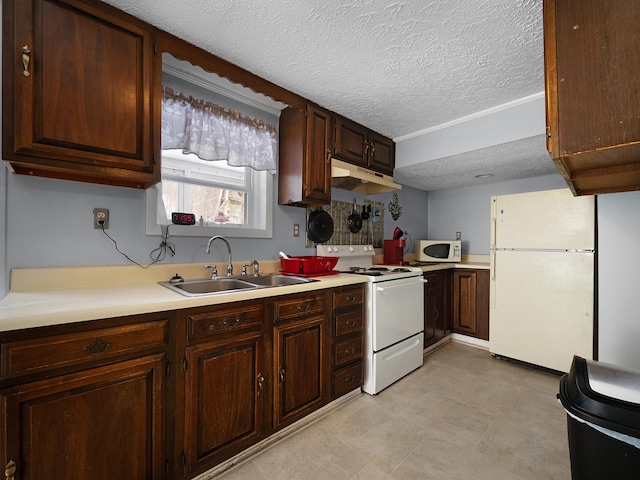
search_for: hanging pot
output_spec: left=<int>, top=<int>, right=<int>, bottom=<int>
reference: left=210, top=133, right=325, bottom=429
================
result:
left=307, top=208, right=334, bottom=243
left=348, top=199, right=363, bottom=234
left=361, top=204, right=370, bottom=220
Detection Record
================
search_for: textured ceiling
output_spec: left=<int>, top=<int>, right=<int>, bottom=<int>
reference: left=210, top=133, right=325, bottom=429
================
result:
left=103, top=0, right=553, bottom=191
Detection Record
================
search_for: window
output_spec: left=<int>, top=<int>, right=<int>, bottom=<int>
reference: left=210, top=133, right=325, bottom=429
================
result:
left=145, top=152, right=272, bottom=238
left=146, top=56, right=282, bottom=239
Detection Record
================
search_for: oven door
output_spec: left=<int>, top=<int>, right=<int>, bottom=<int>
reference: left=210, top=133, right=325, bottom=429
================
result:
left=371, top=276, right=424, bottom=351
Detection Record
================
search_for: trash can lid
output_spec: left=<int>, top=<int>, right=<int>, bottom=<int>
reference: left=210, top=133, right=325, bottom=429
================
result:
left=587, top=360, right=640, bottom=405
left=559, top=356, right=640, bottom=437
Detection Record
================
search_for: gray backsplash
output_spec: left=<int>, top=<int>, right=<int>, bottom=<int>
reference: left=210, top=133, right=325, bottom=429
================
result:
left=306, top=199, right=385, bottom=248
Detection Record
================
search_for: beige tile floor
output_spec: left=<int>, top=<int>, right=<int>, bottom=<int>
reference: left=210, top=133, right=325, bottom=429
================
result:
left=219, top=341, right=571, bottom=480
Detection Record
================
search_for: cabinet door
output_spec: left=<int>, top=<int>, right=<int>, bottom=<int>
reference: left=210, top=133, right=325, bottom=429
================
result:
left=278, top=105, right=331, bottom=206
left=453, top=269, right=489, bottom=340
left=334, top=116, right=368, bottom=167
left=368, top=131, right=395, bottom=175
left=1, top=354, right=165, bottom=480
left=544, top=0, right=640, bottom=195
left=3, top=0, right=158, bottom=188
left=183, top=331, right=265, bottom=474
left=423, top=271, right=445, bottom=348
left=453, top=270, right=478, bottom=336
left=273, top=316, right=325, bottom=427
left=304, top=105, right=332, bottom=204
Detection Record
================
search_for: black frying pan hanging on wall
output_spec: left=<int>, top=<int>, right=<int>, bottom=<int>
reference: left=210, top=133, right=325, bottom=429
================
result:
left=307, top=208, right=334, bottom=243
left=348, top=199, right=363, bottom=233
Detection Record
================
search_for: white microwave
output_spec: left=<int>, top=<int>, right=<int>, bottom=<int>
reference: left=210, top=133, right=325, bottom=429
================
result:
left=416, top=240, right=461, bottom=263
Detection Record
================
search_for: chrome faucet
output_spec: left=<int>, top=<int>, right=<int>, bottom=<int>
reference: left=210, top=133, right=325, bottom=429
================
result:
left=205, top=236, right=233, bottom=276
left=241, top=259, right=260, bottom=277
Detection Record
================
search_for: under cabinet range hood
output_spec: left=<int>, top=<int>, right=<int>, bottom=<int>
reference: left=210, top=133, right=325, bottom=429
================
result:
left=331, top=159, right=402, bottom=194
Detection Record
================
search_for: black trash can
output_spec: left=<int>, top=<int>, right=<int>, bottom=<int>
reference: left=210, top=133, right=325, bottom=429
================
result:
left=559, top=356, right=640, bottom=480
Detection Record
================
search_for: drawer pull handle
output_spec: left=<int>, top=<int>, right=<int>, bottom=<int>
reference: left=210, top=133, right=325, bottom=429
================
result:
left=346, top=295, right=355, bottom=303
left=223, top=315, right=240, bottom=327
left=5, top=460, right=16, bottom=480
left=21, top=45, right=31, bottom=77
left=345, top=346, right=356, bottom=355
left=346, top=319, right=356, bottom=328
left=83, top=337, right=111, bottom=355
left=257, top=373, right=265, bottom=396
left=296, top=302, right=309, bottom=312
left=344, top=375, right=355, bottom=383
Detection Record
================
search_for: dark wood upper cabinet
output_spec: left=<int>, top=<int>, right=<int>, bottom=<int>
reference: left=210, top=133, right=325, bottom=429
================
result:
left=544, top=0, right=640, bottom=195
left=334, top=115, right=395, bottom=176
left=278, top=104, right=332, bottom=206
left=2, top=0, right=159, bottom=188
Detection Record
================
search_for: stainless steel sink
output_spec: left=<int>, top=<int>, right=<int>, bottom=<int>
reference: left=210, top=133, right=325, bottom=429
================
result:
left=241, top=274, right=313, bottom=287
left=159, top=274, right=314, bottom=297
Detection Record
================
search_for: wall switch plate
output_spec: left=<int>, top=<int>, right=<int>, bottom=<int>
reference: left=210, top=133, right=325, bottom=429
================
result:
left=94, top=208, right=109, bottom=229
left=456, top=231, right=461, bottom=240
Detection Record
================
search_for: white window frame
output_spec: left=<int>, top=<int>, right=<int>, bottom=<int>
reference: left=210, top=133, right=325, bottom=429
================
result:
left=145, top=155, right=273, bottom=239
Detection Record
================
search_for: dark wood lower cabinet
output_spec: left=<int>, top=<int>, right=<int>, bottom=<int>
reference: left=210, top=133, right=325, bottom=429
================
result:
left=183, top=331, right=266, bottom=476
left=1, top=353, right=166, bottom=480
left=452, top=269, right=490, bottom=340
left=0, top=287, right=364, bottom=480
left=273, top=316, right=325, bottom=427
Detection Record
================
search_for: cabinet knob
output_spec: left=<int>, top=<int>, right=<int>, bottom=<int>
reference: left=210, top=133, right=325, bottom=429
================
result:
left=21, top=46, right=31, bottom=77
left=345, top=345, right=356, bottom=355
left=346, top=318, right=356, bottom=328
left=257, top=373, right=265, bottom=396
left=344, top=375, right=355, bottom=383
left=346, top=295, right=355, bottom=303
left=279, top=367, right=286, bottom=383
left=5, top=460, right=16, bottom=480
left=296, top=302, right=309, bottom=313
left=83, top=337, right=111, bottom=355
left=223, top=314, right=240, bottom=327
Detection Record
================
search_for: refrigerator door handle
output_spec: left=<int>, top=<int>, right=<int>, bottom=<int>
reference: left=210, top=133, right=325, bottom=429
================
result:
left=490, top=249, right=496, bottom=308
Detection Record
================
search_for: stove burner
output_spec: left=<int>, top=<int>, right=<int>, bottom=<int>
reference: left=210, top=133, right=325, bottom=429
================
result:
left=342, top=270, right=384, bottom=276
left=392, top=268, right=411, bottom=272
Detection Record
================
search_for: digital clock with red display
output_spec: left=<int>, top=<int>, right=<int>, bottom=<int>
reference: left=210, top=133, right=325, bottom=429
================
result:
left=171, top=212, right=196, bottom=225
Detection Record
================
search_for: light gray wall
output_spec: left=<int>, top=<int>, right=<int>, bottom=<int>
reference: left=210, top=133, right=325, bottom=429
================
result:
left=597, top=190, right=640, bottom=369
left=1, top=170, right=428, bottom=297
left=426, top=174, right=567, bottom=254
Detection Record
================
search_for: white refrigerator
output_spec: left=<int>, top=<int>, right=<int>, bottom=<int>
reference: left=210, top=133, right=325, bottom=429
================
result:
left=489, top=188, right=595, bottom=373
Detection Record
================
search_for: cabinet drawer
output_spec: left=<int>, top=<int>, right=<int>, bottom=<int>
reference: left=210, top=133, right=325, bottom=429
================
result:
left=333, top=336, right=363, bottom=367
left=274, top=294, right=325, bottom=322
left=1, top=320, right=169, bottom=380
left=332, top=362, right=363, bottom=398
left=333, top=310, right=363, bottom=337
left=188, top=304, right=264, bottom=340
left=333, top=287, right=364, bottom=309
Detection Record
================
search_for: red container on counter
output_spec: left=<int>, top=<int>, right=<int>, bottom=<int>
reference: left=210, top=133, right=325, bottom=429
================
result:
left=280, top=256, right=338, bottom=274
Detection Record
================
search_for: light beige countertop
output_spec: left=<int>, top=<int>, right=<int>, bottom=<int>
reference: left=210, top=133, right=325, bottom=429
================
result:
left=0, top=260, right=367, bottom=333
left=401, top=254, right=490, bottom=272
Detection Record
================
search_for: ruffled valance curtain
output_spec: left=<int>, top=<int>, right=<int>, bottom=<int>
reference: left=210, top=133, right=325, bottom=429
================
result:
left=161, top=86, right=277, bottom=173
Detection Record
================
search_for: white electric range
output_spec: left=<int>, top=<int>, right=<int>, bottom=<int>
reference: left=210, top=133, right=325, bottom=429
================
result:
left=317, top=244, right=424, bottom=394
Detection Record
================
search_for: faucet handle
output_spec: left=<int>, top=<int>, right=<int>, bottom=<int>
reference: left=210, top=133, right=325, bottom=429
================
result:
left=204, top=265, right=218, bottom=278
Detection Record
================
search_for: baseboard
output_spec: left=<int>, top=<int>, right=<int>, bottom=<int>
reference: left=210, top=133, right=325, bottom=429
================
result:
left=193, top=389, right=363, bottom=479
left=423, top=335, right=452, bottom=356
left=451, top=333, right=490, bottom=350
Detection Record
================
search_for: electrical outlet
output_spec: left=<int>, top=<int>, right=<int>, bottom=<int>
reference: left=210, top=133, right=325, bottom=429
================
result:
left=93, top=208, right=109, bottom=229
left=456, top=231, right=461, bottom=240
left=293, top=223, right=300, bottom=237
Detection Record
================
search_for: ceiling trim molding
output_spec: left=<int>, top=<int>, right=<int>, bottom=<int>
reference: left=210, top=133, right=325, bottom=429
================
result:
left=394, top=91, right=546, bottom=143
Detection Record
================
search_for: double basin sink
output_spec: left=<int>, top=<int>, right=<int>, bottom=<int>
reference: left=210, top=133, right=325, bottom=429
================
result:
left=159, top=274, right=315, bottom=297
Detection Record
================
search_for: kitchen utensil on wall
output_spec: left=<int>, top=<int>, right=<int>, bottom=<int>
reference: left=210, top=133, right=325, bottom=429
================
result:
left=348, top=199, right=363, bottom=233
left=307, top=208, right=334, bottom=243
left=361, top=204, right=370, bottom=220
left=389, top=192, right=402, bottom=220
